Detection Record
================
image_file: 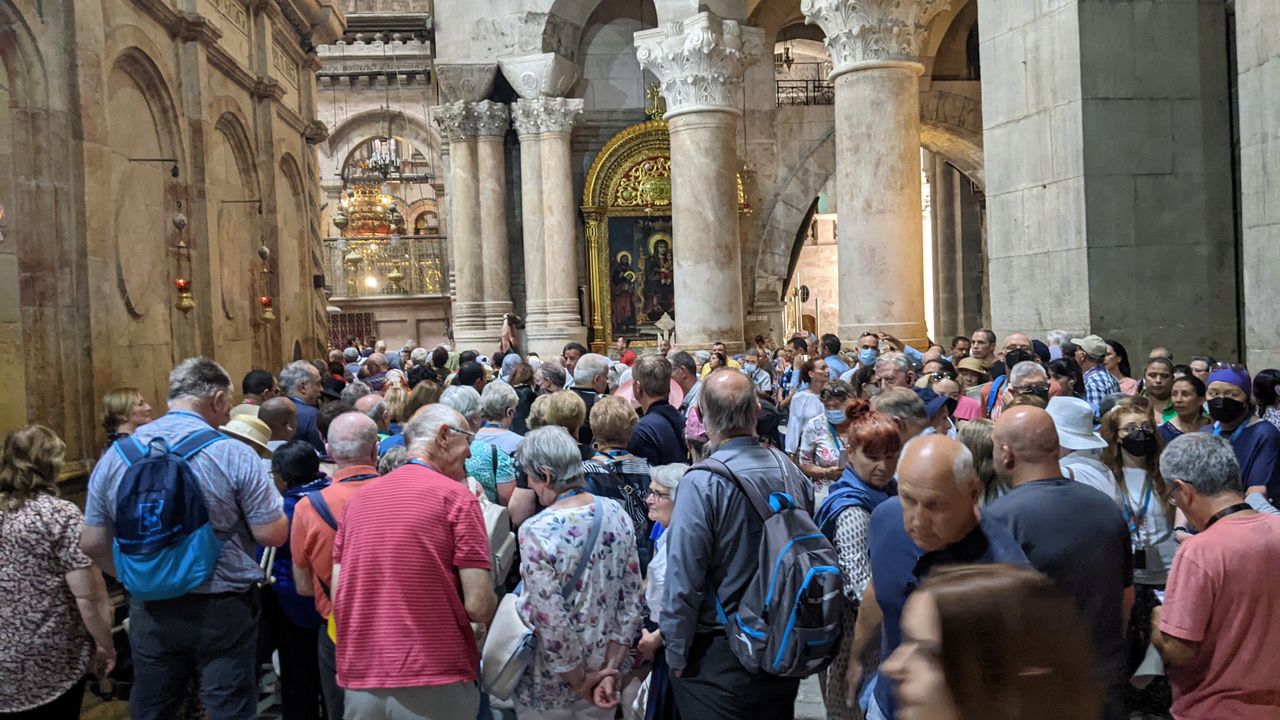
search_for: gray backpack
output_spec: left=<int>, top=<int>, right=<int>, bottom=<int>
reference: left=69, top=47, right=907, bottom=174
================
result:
left=698, top=452, right=847, bottom=677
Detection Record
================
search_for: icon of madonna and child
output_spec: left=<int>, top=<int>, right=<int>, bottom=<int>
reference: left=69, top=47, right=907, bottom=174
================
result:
left=608, top=218, right=674, bottom=336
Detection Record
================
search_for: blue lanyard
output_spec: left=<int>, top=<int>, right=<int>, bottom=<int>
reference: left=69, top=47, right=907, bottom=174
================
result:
left=827, top=423, right=844, bottom=452
left=1121, top=479, right=1153, bottom=537
left=337, top=473, right=378, bottom=484
left=482, top=423, right=504, bottom=430
left=600, top=449, right=630, bottom=459
left=406, top=459, right=437, bottom=472
left=556, top=488, right=584, bottom=503
left=1212, top=421, right=1248, bottom=443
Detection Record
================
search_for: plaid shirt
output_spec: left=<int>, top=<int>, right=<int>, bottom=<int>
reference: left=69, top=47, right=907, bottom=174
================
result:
left=1083, top=365, right=1121, bottom=417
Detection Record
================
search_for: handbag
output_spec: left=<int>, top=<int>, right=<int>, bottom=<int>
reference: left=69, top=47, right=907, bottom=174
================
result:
left=481, top=497, right=606, bottom=700
left=484, top=501, right=517, bottom=585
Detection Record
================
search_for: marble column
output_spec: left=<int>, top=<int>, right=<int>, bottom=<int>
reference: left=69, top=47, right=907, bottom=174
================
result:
left=513, top=96, right=587, bottom=358
left=433, top=101, right=487, bottom=349
left=803, top=0, right=945, bottom=347
left=474, top=100, right=512, bottom=337
left=635, top=13, right=764, bottom=352
left=511, top=102, right=547, bottom=331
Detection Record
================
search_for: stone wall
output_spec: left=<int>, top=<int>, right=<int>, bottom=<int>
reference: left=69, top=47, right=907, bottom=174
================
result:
left=980, top=0, right=1237, bottom=360
left=1237, top=0, right=1280, bottom=369
left=0, top=0, right=342, bottom=464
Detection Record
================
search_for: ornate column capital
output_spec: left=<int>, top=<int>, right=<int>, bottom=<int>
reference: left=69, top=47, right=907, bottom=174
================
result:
left=802, top=0, right=948, bottom=77
left=436, top=63, right=498, bottom=103
left=633, top=12, right=765, bottom=119
left=432, top=101, right=475, bottom=144
left=498, top=53, right=581, bottom=99
left=473, top=100, right=510, bottom=138
left=512, top=96, right=585, bottom=136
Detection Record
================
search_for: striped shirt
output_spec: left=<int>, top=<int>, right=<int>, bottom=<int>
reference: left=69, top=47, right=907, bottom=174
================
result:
left=331, top=462, right=490, bottom=690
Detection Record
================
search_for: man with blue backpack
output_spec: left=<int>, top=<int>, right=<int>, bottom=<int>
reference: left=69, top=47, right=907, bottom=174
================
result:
left=661, top=369, right=846, bottom=719
left=81, top=358, right=289, bottom=720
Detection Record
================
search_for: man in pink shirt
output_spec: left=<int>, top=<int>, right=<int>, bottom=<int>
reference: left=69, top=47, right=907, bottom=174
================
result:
left=1153, top=433, right=1280, bottom=718
left=331, top=404, right=497, bottom=719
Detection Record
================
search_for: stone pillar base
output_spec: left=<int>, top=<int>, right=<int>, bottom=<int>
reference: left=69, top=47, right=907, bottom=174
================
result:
left=453, top=329, right=504, bottom=354
left=525, top=324, right=588, bottom=361
left=482, top=300, right=514, bottom=334
left=839, top=320, right=930, bottom=351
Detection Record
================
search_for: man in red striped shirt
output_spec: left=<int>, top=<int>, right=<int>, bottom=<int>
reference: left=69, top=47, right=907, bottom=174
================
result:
left=332, top=404, right=496, bottom=719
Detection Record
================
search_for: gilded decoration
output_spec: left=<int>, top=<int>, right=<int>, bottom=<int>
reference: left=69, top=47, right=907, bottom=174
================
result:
left=582, top=117, right=751, bottom=352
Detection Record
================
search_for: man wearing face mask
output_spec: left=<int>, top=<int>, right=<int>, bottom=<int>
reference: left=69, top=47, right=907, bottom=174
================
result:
left=1204, top=366, right=1280, bottom=510
left=741, top=348, right=773, bottom=398
left=979, top=355, right=1044, bottom=419
left=840, top=332, right=884, bottom=384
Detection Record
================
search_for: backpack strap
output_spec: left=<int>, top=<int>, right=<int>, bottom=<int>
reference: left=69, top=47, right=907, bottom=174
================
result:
left=113, top=436, right=148, bottom=467
left=173, top=428, right=227, bottom=460
left=986, top=375, right=1007, bottom=417
left=696, top=457, right=773, bottom=521
left=562, top=497, right=605, bottom=600
left=307, top=490, right=339, bottom=532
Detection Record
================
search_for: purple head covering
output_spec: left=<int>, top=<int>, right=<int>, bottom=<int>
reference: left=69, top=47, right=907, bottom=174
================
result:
left=1207, top=366, right=1251, bottom=396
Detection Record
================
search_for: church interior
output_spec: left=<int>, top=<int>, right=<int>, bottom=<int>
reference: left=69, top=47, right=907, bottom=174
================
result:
left=2, top=0, right=1279, bottom=471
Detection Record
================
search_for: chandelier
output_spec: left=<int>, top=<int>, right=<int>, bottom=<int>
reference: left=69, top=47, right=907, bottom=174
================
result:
left=365, top=137, right=400, bottom=178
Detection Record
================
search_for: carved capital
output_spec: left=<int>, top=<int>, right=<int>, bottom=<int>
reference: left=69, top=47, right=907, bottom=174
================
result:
left=436, top=63, right=498, bottom=103
left=802, top=0, right=948, bottom=76
left=303, top=119, right=330, bottom=145
left=498, top=52, right=581, bottom=99
left=633, top=12, right=765, bottom=119
left=472, top=100, right=510, bottom=137
left=251, top=77, right=286, bottom=101
left=511, top=96, right=584, bottom=136
left=432, top=101, right=475, bottom=144
left=174, top=12, right=223, bottom=45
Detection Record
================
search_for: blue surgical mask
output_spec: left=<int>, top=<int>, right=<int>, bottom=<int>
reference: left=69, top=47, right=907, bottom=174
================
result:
left=743, top=363, right=757, bottom=374
left=825, top=409, right=846, bottom=425
left=858, top=348, right=877, bottom=366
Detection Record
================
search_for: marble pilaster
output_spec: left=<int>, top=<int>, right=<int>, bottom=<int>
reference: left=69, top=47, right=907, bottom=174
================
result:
left=635, top=12, right=764, bottom=351
left=532, top=98, right=588, bottom=353
left=512, top=101, right=547, bottom=332
left=474, top=100, right=512, bottom=337
left=803, top=0, right=946, bottom=347
left=433, top=101, right=487, bottom=349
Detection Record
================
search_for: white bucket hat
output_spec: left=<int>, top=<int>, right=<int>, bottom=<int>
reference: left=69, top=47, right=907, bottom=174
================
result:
left=1045, top=396, right=1107, bottom=451
left=220, top=415, right=273, bottom=458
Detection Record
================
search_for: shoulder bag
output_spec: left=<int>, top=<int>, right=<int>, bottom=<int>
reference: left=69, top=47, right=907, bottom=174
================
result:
left=481, top=496, right=605, bottom=700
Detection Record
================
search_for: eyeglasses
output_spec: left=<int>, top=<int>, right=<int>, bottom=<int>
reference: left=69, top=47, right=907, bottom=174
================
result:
left=1212, top=362, right=1248, bottom=372
left=447, top=425, right=475, bottom=440
left=858, top=331, right=879, bottom=339
left=1119, top=424, right=1154, bottom=434
left=1009, top=383, right=1050, bottom=395
left=648, top=489, right=673, bottom=500
left=926, top=371, right=957, bottom=382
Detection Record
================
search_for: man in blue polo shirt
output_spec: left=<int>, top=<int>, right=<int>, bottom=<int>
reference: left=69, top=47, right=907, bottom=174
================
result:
left=851, top=435, right=1027, bottom=719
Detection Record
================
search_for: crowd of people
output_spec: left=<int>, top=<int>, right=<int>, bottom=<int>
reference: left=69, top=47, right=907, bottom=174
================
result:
left=1, top=327, right=1278, bottom=720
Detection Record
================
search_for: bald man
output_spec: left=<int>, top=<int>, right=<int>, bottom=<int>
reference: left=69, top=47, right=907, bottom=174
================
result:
left=258, top=396, right=297, bottom=452
left=857, top=435, right=1027, bottom=720
left=985, top=407, right=1133, bottom=720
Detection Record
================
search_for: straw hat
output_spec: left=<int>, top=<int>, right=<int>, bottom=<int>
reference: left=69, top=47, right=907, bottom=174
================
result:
left=220, top=415, right=273, bottom=458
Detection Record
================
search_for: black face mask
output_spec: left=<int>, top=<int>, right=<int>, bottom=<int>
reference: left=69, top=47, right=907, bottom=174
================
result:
left=1120, top=429, right=1156, bottom=457
left=1207, top=397, right=1247, bottom=424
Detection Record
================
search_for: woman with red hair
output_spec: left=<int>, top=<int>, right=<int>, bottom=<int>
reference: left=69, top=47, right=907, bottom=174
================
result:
left=813, top=399, right=904, bottom=720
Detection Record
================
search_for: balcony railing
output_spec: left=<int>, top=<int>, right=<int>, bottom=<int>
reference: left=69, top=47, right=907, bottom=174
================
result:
left=324, top=234, right=448, bottom=298
left=775, top=61, right=835, bottom=106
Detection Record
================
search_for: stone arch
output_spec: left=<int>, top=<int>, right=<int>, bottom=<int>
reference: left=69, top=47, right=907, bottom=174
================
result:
left=100, top=46, right=189, bottom=410
left=207, top=109, right=262, bottom=375
left=322, top=108, right=441, bottom=181
left=276, top=152, right=310, bottom=341
left=920, top=90, right=984, bottom=187
left=405, top=193, right=441, bottom=234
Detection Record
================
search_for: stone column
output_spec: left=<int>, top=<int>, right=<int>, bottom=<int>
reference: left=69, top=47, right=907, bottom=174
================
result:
left=474, top=101, right=512, bottom=337
left=929, top=152, right=961, bottom=341
left=803, top=0, right=945, bottom=348
left=635, top=13, right=764, bottom=352
left=536, top=98, right=587, bottom=347
left=433, top=101, right=488, bottom=350
left=511, top=102, right=547, bottom=332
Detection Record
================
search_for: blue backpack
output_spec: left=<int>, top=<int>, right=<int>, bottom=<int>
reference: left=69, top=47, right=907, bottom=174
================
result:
left=110, top=429, right=227, bottom=600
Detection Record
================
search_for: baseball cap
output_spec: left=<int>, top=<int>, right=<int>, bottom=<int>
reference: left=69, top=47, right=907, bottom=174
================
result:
left=1071, top=334, right=1108, bottom=359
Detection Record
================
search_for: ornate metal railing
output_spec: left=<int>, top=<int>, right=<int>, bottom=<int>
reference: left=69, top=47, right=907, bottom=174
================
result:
left=775, top=61, right=835, bottom=106
left=323, top=234, right=448, bottom=298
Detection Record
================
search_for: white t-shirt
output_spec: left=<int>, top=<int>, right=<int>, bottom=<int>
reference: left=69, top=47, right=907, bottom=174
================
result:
left=1061, top=451, right=1113, bottom=496
left=1115, top=467, right=1177, bottom=585
left=645, top=531, right=669, bottom=624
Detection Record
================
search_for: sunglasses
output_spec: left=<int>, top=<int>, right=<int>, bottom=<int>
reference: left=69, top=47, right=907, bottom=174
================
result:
left=926, top=371, right=957, bottom=382
left=1212, top=362, right=1248, bottom=372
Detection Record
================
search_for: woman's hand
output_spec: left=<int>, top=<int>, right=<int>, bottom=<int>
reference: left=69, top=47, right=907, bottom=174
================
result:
left=592, top=674, right=620, bottom=709
left=637, top=629, right=662, bottom=661
left=571, top=668, right=618, bottom=704
left=91, top=643, right=116, bottom=678
left=826, top=465, right=843, bottom=481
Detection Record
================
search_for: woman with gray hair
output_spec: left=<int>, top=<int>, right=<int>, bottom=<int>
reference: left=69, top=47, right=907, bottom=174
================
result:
left=636, top=463, right=687, bottom=720
left=476, top=381, right=523, bottom=456
left=513, top=426, right=645, bottom=719
left=440, top=385, right=516, bottom=504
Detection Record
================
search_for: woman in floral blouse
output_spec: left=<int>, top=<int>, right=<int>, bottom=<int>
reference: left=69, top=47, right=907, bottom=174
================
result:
left=515, top=426, right=646, bottom=719
left=798, top=380, right=854, bottom=504
left=0, top=425, right=115, bottom=718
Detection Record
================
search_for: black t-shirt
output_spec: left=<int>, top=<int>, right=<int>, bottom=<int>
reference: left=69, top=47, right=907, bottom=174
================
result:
left=985, top=478, right=1133, bottom=685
